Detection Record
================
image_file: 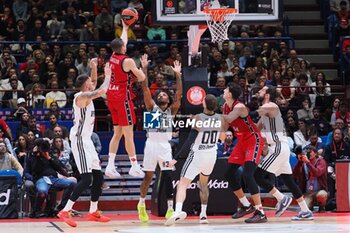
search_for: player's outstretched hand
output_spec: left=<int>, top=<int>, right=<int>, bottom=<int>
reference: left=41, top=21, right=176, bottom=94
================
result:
left=90, top=58, right=97, bottom=68
left=140, top=54, right=150, bottom=69
left=171, top=60, right=182, bottom=74
left=104, top=62, right=112, bottom=79
left=122, top=19, right=129, bottom=29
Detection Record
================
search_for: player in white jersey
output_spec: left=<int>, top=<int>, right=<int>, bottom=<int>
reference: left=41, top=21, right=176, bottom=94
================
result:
left=57, top=60, right=112, bottom=227
left=165, top=94, right=225, bottom=226
left=137, top=59, right=182, bottom=223
left=252, top=86, right=313, bottom=221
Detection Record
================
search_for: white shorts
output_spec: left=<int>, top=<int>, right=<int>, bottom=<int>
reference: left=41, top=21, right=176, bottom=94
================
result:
left=259, top=142, right=292, bottom=176
left=180, top=149, right=217, bottom=180
left=143, top=140, right=173, bottom=171
left=71, top=136, right=101, bottom=174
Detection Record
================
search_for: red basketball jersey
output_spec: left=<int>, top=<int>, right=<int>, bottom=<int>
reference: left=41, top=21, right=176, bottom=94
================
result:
left=107, top=53, right=135, bottom=101
left=223, top=100, right=261, bottom=140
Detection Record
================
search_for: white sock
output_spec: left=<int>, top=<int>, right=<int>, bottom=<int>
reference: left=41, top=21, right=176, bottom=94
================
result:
left=239, top=196, right=251, bottom=207
left=130, top=155, right=138, bottom=165
left=254, top=204, right=264, bottom=214
left=63, top=200, right=75, bottom=212
left=167, top=200, right=173, bottom=209
left=108, top=153, right=116, bottom=166
left=175, top=202, right=183, bottom=213
left=139, top=197, right=146, bottom=206
left=89, top=201, right=98, bottom=213
left=298, top=200, right=310, bottom=212
left=272, top=189, right=284, bottom=202
left=201, top=204, right=207, bottom=216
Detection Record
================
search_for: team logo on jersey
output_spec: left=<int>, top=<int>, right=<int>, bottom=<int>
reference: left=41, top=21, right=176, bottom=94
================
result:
left=143, top=110, right=162, bottom=129
left=187, top=86, right=206, bottom=105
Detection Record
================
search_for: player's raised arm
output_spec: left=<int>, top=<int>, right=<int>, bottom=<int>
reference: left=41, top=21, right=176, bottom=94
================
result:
left=90, top=58, right=98, bottom=89
left=171, top=60, right=183, bottom=115
left=76, top=63, right=112, bottom=108
left=141, top=54, right=155, bottom=111
left=120, top=20, right=129, bottom=48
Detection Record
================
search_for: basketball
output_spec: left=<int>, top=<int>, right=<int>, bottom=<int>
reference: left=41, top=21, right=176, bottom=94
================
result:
left=121, top=8, right=139, bottom=26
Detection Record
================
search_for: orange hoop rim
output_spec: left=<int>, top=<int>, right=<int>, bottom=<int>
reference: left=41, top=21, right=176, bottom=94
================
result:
left=203, top=8, right=238, bottom=22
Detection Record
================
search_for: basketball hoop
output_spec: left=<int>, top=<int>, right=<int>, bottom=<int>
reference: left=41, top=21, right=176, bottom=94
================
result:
left=203, top=7, right=237, bottom=43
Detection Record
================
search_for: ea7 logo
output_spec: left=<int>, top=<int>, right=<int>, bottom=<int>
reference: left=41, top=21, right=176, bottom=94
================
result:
left=0, top=189, right=11, bottom=206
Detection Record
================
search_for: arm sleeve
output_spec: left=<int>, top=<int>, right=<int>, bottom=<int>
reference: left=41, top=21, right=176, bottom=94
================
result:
left=174, top=129, right=199, bottom=160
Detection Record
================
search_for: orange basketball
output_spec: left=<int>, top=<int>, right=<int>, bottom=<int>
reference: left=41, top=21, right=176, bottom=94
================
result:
left=121, top=8, right=139, bottom=26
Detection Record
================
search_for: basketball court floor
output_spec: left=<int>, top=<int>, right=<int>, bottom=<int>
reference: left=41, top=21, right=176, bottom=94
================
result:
left=1, top=210, right=349, bottom=233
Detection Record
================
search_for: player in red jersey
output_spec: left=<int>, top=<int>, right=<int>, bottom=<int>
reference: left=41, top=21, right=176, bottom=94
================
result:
left=105, top=21, right=147, bottom=178
left=222, top=83, right=266, bottom=223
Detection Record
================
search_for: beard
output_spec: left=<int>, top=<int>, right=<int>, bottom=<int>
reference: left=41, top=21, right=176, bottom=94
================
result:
left=225, top=138, right=233, bottom=144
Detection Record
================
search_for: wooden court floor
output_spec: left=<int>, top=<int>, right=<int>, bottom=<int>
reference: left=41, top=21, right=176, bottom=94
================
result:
left=0, top=210, right=349, bottom=233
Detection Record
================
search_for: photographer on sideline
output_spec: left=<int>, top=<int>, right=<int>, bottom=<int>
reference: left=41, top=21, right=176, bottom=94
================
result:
left=293, top=145, right=328, bottom=212
left=30, top=138, right=76, bottom=218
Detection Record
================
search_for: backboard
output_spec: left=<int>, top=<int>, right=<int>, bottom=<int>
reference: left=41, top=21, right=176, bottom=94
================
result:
left=152, top=0, right=282, bottom=25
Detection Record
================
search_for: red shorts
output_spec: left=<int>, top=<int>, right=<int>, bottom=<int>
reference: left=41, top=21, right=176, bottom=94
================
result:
left=108, top=100, right=136, bottom=126
left=228, top=135, right=263, bottom=165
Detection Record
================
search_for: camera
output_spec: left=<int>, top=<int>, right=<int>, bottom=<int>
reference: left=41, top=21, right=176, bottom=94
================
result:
left=34, top=138, right=51, bottom=153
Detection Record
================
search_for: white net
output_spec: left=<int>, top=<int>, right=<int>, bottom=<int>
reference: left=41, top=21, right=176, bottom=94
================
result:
left=203, top=8, right=237, bottom=43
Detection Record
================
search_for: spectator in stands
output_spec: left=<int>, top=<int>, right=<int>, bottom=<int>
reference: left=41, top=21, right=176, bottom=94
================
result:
left=0, top=141, right=23, bottom=176
left=325, top=98, right=341, bottom=122
left=62, top=6, right=81, bottom=30
left=94, top=6, right=113, bottom=29
left=80, top=21, right=99, bottom=41
left=26, top=116, right=42, bottom=139
left=45, top=81, right=67, bottom=108
left=12, top=19, right=27, bottom=40
left=25, top=73, right=43, bottom=93
left=293, top=145, right=328, bottom=212
left=115, top=21, right=136, bottom=42
left=30, top=138, right=76, bottom=218
left=294, top=118, right=311, bottom=148
left=239, top=46, right=255, bottom=70
left=46, top=12, right=65, bottom=40
left=0, top=7, right=14, bottom=39
left=287, top=49, right=303, bottom=66
left=28, top=19, right=47, bottom=41
left=76, top=55, right=91, bottom=76
left=277, top=76, right=295, bottom=103
left=266, top=69, right=282, bottom=86
left=217, top=131, right=235, bottom=157
left=330, top=101, right=350, bottom=126
left=0, top=75, right=25, bottom=104
left=15, top=112, right=30, bottom=138
left=209, top=76, right=226, bottom=97
left=0, top=126, right=13, bottom=153
left=308, top=108, right=331, bottom=136
left=0, top=118, right=12, bottom=141
left=52, top=44, right=64, bottom=66
left=327, top=118, right=346, bottom=145
left=147, top=24, right=166, bottom=41
left=11, top=97, right=29, bottom=121
left=45, top=101, right=66, bottom=121
left=1, top=76, right=26, bottom=108
left=297, top=97, right=313, bottom=120
left=150, top=73, right=165, bottom=97
left=336, top=1, right=350, bottom=36
left=44, top=114, right=69, bottom=140
left=13, top=134, right=29, bottom=167
left=324, top=128, right=350, bottom=200
left=294, top=74, right=311, bottom=105
left=305, top=130, right=325, bottom=155
left=50, top=136, right=72, bottom=175
left=12, top=0, right=29, bottom=22
left=28, top=83, right=46, bottom=108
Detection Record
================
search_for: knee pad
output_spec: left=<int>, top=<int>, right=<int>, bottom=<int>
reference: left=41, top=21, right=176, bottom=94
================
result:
left=92, top=170, right=104, bottom=187
left=225, top=165, right=242, bottom=191
left=242, top=162, right=259, bottom=195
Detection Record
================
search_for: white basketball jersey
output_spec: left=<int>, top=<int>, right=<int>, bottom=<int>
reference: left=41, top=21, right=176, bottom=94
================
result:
left=70, top=92, right=95, bottom=139
left=192, top=113, right=221, bottom=152
left=147, top=104, right=173, bottom=142
left=261, top=102, right=288, bottom=145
